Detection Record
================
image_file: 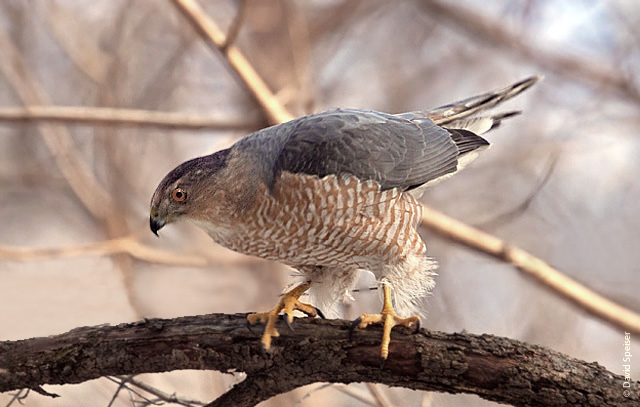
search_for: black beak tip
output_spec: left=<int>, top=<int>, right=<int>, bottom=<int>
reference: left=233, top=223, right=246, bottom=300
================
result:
left=150, top=217, right=161, bottom=237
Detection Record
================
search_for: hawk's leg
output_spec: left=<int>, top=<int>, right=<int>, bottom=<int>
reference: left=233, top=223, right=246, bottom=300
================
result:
left=351, top=280, right=420, bottom=360
left=247, top=281, right=322, bottom=350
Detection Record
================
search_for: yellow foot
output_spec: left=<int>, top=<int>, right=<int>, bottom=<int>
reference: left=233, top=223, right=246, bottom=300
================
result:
left=350, top=281, right=420, bottom=361
left=247, top=282, right=324, bottom=350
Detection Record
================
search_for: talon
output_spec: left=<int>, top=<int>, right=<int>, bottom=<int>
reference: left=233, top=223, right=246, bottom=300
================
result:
left=246, top=320, right=257, bottom=335
left=248, top=282, right=313, bottom=351
left=353, top=282, right=422, bottom=360
left=315, top=307, right=326, bottom=319
left=413, top=318, right=421, bottom=334
left=260, top=342, right=270, bottom=355
left=283, top=313, right=295, bottom=332
left=380, top=356, right=387, bottom=370
left=349, top=317, right=362, bottom=341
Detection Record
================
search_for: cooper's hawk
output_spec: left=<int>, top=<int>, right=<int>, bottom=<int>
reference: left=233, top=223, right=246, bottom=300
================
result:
left=150, top=77, right=539, bottom=360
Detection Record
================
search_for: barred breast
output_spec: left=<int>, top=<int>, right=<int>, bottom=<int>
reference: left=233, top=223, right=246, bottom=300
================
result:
left=215, top=172, right=426, bottom=270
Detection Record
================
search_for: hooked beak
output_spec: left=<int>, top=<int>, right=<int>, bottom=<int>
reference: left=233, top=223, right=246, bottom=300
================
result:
left=150, top=215, right=166, bottom=237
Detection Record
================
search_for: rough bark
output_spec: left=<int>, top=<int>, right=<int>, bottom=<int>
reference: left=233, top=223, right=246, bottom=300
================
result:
left=0, top=313, right=636, bottom=407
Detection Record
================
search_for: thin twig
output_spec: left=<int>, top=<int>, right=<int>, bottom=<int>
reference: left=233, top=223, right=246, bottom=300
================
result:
left=335, top=386, right=379, bottom=407
left=106, top=376, right=133, bottom=407
left=105, top=376, right=161, bottom=406
left=296, top=383, right=379, bottom=407
left=119, top=376, right=207, bottom=406
left=294, top=384, right=333, bottom=406
left=0, top=106, right=257, bottom=131
left=474, top=152, right=559, bottom=229
left=4, top=389, right=29, bottom=407
left=220, top=0, right=248, bottom=52
left=365, top=383, right=392, bottom=407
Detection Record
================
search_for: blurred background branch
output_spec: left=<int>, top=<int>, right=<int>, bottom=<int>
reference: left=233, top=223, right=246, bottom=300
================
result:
left=420, top=206, right=640, bottom=334
left=0, top=106, right=258, bottom=131
left=0, top=25, right=114, bottom=220
left=419, top=0, right=640, bottom=104
left=171, top=0, right=295, bottom=124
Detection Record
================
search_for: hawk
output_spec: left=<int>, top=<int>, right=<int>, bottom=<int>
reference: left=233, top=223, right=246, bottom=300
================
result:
left=150, top=77, right=540, bottom=360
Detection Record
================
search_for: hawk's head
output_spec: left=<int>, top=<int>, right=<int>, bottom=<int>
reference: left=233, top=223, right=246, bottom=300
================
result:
left=149, top=149, right=230, bottom=236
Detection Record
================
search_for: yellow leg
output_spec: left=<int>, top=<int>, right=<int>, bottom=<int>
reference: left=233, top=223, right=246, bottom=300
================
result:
left=352, top=281, right=420, bottom=360
left=247, top=282, right=322, bottom=350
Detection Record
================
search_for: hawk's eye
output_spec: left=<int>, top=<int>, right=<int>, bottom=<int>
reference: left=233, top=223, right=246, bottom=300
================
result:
left=171, top=187, right=187, bottom=202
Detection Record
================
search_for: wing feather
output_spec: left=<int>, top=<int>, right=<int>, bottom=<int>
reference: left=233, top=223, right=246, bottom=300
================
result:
left=235, top=109, right=460, bottom=191
left=397, top=76, right=540, bottom=126
left=233, top=77, right=539, bottom=192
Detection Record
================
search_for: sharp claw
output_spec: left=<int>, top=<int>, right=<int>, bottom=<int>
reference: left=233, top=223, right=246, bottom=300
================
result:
left=315, top=307, right=326, bottom=319
left=283, top=313, right=295, bottom=332
left=246, top=320, right=257, bottom=335
left=349, top=317, right=362, bottom=341
left=380, top=356, right=387, bottom=370
left=413, top=319, right=421, bottom=334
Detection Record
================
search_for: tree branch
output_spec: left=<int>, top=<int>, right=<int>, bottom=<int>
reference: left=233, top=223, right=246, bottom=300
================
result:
left=0, top=106, right=257, bottom=131
left=1, top=314, right=636, bottom=407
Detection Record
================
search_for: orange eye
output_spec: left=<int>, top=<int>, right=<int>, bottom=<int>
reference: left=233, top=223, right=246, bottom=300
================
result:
left=171, top=187, right=187, bottom=202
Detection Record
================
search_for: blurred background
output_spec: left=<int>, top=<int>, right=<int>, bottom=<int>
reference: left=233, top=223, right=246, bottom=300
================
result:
left=1, top=0, right=639, bottom=406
